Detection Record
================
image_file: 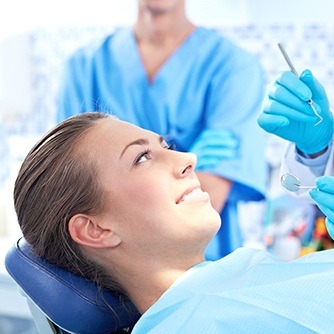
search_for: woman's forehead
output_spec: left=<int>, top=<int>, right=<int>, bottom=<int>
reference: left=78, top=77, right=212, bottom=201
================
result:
left=102, top=118, right=158, bottom=139
left=87, top=118, right=157, bottom=150
left=94, top=117, right=141, bottom=136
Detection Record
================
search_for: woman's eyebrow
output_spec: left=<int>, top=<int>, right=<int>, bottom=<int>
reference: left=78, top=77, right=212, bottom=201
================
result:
left=120, top=138, right=149, bottom=158
left=120, top=136, right=164, bottom=158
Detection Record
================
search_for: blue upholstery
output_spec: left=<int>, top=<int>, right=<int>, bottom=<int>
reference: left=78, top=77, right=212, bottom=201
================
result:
left=5, top=238, right=140, bottom=334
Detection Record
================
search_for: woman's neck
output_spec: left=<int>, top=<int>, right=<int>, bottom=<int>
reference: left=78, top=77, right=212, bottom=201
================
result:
left=124, top=267, right=186, bottom=313
left=112, top=255, right=205, bottom=314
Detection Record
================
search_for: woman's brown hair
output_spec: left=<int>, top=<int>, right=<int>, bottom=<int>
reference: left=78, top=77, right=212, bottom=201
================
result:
left=14, top=112, right=123, bottom=292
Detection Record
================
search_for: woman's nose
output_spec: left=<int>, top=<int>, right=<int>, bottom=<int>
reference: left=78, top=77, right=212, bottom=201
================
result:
left=174, top=152, right=197, bottom=177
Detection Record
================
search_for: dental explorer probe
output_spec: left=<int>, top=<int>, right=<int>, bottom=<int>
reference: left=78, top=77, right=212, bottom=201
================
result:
left=277, top=43, right=323, bottom=126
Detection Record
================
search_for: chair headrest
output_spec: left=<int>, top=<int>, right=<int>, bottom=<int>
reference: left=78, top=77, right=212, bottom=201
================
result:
left=5, top=238, right=140, bottom=334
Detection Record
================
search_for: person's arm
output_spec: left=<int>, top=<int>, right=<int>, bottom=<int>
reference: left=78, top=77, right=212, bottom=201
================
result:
left=282, top=140, right=331, bottom=178
left=57, top=50, right=89, bottom=122
left=280, top=142, right=331, bottom=199
left=259, top=69, right=334, bottom=198
left=189, top=129, right=238, bottom=212
left=190, top=46, right=267, bottom=209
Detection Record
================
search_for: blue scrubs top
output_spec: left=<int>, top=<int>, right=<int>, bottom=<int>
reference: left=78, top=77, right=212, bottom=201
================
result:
left=132, top=248, right=334, bottom=334
left=57, top=27, right=267, bottom=259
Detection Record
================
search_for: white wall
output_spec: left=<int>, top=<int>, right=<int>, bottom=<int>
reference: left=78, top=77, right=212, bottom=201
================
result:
left=0, top=0, right=238, bottom=37
left=0, top=36, right=32, bottom=113
left=1, top=0, right=334, bottom=40
left=245, top=0, right=334, bottom=24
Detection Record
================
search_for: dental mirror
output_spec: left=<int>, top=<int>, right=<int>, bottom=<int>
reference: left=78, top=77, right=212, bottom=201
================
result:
left=280, top=173, right=316, bottom=192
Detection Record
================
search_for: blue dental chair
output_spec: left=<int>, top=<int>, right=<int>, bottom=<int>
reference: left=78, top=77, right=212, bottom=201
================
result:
left=5, top=237, right=141, bottom=334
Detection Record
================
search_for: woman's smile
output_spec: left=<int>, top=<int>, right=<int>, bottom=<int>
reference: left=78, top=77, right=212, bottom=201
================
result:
left=176, top=187, right=210, bottom=204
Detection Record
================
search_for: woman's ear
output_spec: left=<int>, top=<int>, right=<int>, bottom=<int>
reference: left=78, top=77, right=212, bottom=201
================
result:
left=68, top=214, right=121, bottom=248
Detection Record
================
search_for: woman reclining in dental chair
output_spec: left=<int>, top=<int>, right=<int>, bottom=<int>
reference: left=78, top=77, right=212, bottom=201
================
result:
left=11, top=112, right=334, bottom=333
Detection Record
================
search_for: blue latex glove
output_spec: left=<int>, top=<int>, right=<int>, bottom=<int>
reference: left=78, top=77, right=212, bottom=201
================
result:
left=189, top=129, right=238, bottom=171
left=258, top=69, right=333, bottom=154
left=309, top=176, right=334, bottom=240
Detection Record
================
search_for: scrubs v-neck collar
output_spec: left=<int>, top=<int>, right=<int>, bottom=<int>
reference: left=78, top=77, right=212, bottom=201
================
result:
left=125, top=26, right=200, bottom=87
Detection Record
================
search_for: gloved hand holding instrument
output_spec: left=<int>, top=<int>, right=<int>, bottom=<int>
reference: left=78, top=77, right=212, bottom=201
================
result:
left=258, top=43, right=334, bottom=241
left=258, top=43, right=333, bottom=155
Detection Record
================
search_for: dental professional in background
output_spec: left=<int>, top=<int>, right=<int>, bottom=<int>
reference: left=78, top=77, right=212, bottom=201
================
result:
left=57, top=0, right=267, bottom=259
left=258, top=69, right=334, bottom=239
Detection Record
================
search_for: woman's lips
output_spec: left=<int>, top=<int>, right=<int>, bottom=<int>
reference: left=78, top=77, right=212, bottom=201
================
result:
left=176, top=187, right=209, bottom=204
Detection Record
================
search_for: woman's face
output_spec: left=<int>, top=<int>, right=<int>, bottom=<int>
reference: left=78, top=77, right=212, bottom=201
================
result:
left=85, top=118, right=221, bottom=259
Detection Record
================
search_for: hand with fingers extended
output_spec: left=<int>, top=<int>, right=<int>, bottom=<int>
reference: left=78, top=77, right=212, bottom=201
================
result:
left=189, top=129, right=238, bottom=171
left=258, top=69, right=333, bottom=155
left=309, top=176, right=334, bottom=240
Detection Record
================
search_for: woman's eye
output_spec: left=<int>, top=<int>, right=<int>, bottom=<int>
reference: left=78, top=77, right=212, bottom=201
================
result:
left=135, top=150, right=151, bottom=165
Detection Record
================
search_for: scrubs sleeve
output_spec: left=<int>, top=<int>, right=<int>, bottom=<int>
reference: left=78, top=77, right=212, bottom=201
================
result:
left=204, top=49, right=267, bottom=201
left=57, top=49, right=94, bottom=122
left=281, top=140, right=334, bottom=201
